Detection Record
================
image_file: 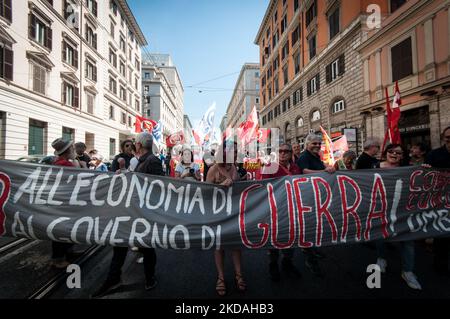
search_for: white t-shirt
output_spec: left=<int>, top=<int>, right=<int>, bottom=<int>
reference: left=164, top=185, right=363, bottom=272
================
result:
left=129, top=157, right=139, bottom=172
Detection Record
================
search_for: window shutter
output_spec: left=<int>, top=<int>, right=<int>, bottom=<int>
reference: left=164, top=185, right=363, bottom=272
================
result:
left=93, top=65, right=97, bottom=81
left=307, top=81, right=311, bottom=96
left=29, top=14, right=36, bottom=39
left=316, top=74, right=320, bottom=90
left=74, top=48, right=78, bottom=68
left=4, top=47, right=13, bottom=81
left=326, top=64, right=331, bottom=83
left=93, top=1, right=98, bottom=17
left=4, top=0, right=12, bottom=22
left=338, top=54, right=345, bottom=75
left=61, top=41, right=66, bottom=62
left=62, top=83, right=66, bottom=104
left=46, top=27, right=52, bottom=50
left=93, top=33, right=97, bottom=49
left=299, top=87, right=303, bottom=101
left=84, top=61, right=88, bottom=78
left=74, top=86, right=79, bottom=108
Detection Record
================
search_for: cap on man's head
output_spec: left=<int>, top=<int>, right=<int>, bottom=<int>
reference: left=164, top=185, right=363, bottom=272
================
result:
left=51, top=138, right=73, bottom=156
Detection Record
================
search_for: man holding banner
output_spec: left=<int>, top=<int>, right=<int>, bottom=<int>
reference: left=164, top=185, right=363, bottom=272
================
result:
left=93, top=132, right=164, bottom=298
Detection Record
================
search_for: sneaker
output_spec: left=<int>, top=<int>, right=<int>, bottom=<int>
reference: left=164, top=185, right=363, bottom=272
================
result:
left=131, top=247, right=139, bottom=252
left=281, top=259, right=302, bottom=278
left=145, top=276, right=158, bottom=290
left=376, top=258, right=387, bottom=273
left=50, top=259, right=70, bottom=269
left=401, top=271, right=422, bottom=290
left=136, top=257, right=144, bottom=264
left=91, top=278, right=122, bottom=298
left=305, top=259, right=323, bottom=277
left=269, top=262, right=281, bottom=282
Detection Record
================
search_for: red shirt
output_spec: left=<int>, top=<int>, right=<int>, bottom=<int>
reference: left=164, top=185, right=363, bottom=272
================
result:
left=261, top=162, right=302, bottom=179
left=53, top=158, right=75, bottom=167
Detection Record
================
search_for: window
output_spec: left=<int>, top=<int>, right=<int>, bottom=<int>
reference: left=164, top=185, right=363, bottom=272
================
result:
left=292, top=26, right=300, bottom=46
left=109, top=105, right=115, bottom=119
left=391, top=37, right=412, bottom=82
left=120, top=37, right=126, bottom=52
left=135, top=57, right=140, bottom=70
left=262, top=115, right=267, bottom=125
left=307, top=74, right=320, bottom=96
left=274, top=76, right=279, bottom=94
left=281, top=41, right=289, bottom=60
left=109, top=77, right=117, bottom=94
left=128, top=47, right=132, bottom=60
left=62, top=82, right=79, bottom=107
left=0, top=0, right=12, bottom=22
left=62, top=127, right=74, bottom=142
left=110, top=21, right=115, bottom=37
left=128, top=116, right=132, bottom=127
left=256, top=97, right=260, bottom=104
left=294, top=52, right=300, bottom=75
left=121, top=112, right=126, bottom=124
left=294, top=0, right=299, bottom=12
left=120, top=61, right=126, bottom=77
left=135, top=77, right=138, bottom=90
left=146, top=109, right=151, bottom=117
left=306, top=0, right=317, bottom=27
left=255, top=71, right=259, bottom=78
left=272, top=29, right=279, bottom=48
left=109, top=138, right=116, bottom=158
left=86, top=0, right=97, bottom=17
left=135, top=99, right=140, bottom=111
left=62, top=41, right=78, bottom=68
left=297, top=117, right=304, bottom=127
left=326, top=55, right=345, bottom=83
left=85, top=60, right=97, bottom=82
left=120, top=86, right=126, bottom=101
left=111, top=0, right=118, bottom=15
left=283, top=65, right=288, bottom=85
left=85, top=25, right=97, bottom=49
left=0, top=44, right=13, bottom=81
left=332, top=100, right=345, bottom=114
left=309, top=35, right=316, bottom=59
left=293, top=88, right=301, bottom=105
left=109, top=48, right=117, bottom=67
left=273, top=10, right=278, bottom=24
left=29, top=14, right=52, bottom=50
left=390, top=0, right=407, bottom=13
left=273, top=56, right=280, bottom=71
left=32, top=64, right=47, bottom=95
left=281, top=15, right=288, bottom=34
left=329, top=7, right=340, bottom=39
left=311, top=110, right=321, bottom=122
left=86, top=92, right=94, bottom=114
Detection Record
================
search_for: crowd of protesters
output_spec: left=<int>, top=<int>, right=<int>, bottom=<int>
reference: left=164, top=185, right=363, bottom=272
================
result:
left=42, top=125, right=450, bottom=297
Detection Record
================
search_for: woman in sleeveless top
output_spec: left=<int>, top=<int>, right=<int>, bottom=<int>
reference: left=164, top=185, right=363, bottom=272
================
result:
left=205, top=141, right=246, bottom=296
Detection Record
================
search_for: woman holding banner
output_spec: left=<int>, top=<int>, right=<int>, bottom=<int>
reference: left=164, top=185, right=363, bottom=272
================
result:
left=206, top=141, right=246, bottom=296
left=374, top=143, right=422, bottom=290
left=175, top=146, right=201, bottom=181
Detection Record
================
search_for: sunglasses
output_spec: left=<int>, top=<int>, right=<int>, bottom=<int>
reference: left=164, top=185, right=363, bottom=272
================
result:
left=279, top=149, right=291, bottom=154
left=124, top=144, right=133, bottom=148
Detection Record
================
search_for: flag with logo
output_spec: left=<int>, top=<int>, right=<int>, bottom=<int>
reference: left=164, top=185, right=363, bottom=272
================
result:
left=135, top=115, right=157, bottom=134
left=196, top=103, right=216, bottom=145
left=166, top=131, right=185, bottom=148
left=152, top=120, right=163, bottom=148
left=320, top=126, right=335, bottom=166
left=237, top=106, right=259, bottom=145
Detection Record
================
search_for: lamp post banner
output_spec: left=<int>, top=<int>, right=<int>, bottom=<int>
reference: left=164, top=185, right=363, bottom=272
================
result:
left=0, top=160, right=449, bottom=249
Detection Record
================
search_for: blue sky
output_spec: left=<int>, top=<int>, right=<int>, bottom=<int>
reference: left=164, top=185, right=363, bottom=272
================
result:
left=128, top=0, right=269, bottom=130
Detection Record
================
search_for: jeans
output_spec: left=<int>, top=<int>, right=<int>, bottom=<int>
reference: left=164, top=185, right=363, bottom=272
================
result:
left=269, top=249, right=294, bottom=264
left=51, top=241, right=73, bottom=260
left=376, top=240, right=415, bottom=272
left=107, top=247, right=156, bottom=282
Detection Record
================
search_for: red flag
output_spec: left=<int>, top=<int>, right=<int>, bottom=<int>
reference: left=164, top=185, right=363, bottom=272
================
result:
left=135, top=115, right=157, bottom=133
left=257, top=128, right=270, bottom=143
left=192, top=129, right=201, bottom=145
left=166, top=131, right=185, bottom=148
left=382, top=82, right=402, bottom=151
left=236, top=106, right=259, bottom=145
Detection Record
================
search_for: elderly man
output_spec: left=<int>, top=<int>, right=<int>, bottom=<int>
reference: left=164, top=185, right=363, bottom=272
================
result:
left=93, top=132, right=164, bottom=298
left=261, top=143, right=302, bottom=281
left=355, top=138, right=381, bottom=169
left=295, top=133, right=334, bottom=277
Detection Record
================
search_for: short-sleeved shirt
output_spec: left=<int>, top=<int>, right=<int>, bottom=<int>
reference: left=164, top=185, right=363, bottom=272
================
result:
left=53, top=158, right=75, bottom=167
left=296, top=150, right=325, bottom=171
left=261, top=162, right=301, bottom=179
left=355, top=152, right=379, bottom=169
left=175, top=162, right=200, bottom=181
left=425, top=146, right=450, bottom=168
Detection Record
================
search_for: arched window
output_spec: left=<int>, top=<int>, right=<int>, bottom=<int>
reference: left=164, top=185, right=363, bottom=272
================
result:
left=297, top=117, right=304, bottom=127
left=311, top=109, right=321, bottom=122
left=332, top=99, right=345, bottom=114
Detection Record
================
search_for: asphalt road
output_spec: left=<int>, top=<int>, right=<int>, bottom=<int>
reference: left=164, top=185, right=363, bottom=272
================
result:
left=50, top=240, right=450, bottom=299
